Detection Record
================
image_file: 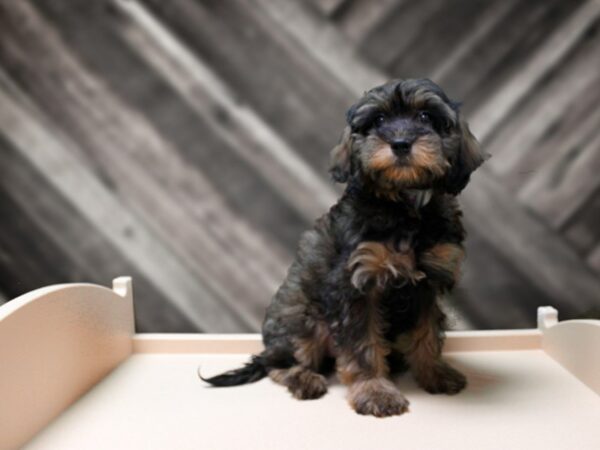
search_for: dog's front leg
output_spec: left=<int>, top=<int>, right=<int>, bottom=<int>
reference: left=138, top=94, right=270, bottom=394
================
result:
left=405, top=302, right=466, bottom=394
left=418, top=242, right=464, bottom=290
left=335, top=291, right=409, bottom=417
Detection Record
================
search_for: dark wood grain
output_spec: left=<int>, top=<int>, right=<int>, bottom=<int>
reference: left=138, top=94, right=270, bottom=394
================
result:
left=143, top=0, right=351, bottom=168
left=0, top=0, right=598, bottom=330
left=0, top=133, right=199, bottom=332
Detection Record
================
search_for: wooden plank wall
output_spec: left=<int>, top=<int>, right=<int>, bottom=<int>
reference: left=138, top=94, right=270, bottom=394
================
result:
left=0, top=0, right=598, bottom=331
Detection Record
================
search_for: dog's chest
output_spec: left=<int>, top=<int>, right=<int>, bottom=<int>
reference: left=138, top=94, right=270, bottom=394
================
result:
left=360, top=204, right=424, bottom=246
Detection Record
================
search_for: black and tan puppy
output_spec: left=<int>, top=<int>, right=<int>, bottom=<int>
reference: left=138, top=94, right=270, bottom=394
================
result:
left=201, top=79, right=486, bottom=417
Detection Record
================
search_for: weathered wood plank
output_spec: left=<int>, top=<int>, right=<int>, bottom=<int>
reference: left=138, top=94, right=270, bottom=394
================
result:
left=35, top=0, right=334, bottom=237
left=306, top=0, right=348, bottom=17
left=430, top=0, right=518, bottom=84
left=387, top=0, right=496, bottom=79
left=460, top=225, right=556, bottom=328
left=496, top=84, right=600, bottom=194
left=0, top=182, right=72, bottom=293
left=506, top=24, right=600, bottom=228
left=0, top=72, right=246, bottom=331
left=143, top=0, right=353, bottom=169
left=461, top=170, right=600, bottom=314
left=469, top=0, right=600, bottom=142
left=487, top=32, right=600, bottom=181
left=252, top=0, right=386, bottom=97
left=0, top=133, right=198, bottom=332
left=440, top=0, right=585, bottom=108
left=517, top=103, right=600, bottom=228
left=114, top=0, right=337, bottom=219
left=586, top=236, right=600, bottom=273
left=357, top=0, right=444, bottom=70
left=333, top=0, right=400, bottom=44
left=563, top=192, right=600, bottom=260
left=587, top=229, right=600, bottom=270
left=0, top=2, right=257, bottom=331
left=0, top=0, right=305, bottom=330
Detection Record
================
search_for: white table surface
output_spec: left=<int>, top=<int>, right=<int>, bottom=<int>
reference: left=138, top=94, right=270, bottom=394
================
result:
left=26, top=350, right=600, bottom=450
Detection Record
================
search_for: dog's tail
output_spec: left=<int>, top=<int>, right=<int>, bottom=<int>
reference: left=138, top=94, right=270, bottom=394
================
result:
left=198, top=354, right=269, bottom=387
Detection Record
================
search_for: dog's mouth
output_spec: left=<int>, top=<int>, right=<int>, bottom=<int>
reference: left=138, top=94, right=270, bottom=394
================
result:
left=363, top=136, right=449, bottom=192
left=392, top=152, right=412, bottom=166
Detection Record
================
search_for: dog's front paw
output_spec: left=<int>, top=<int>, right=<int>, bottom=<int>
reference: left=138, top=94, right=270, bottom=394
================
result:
left=416, top=362, right=467, bottom=395
left=349, top=378, right=410, bottom=417
left=348, top=242, right=425, bottom=291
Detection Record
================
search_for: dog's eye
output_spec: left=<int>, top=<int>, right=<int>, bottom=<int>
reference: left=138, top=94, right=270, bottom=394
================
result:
left=418, top=111, right=432, bottom=124
left=374, top=115, right=385, bottom=127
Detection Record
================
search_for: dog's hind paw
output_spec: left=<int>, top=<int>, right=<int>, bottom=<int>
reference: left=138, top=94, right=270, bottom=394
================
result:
left=417, top=362, right=467, bottom=395
left=270, top=367, right=328, bottom=400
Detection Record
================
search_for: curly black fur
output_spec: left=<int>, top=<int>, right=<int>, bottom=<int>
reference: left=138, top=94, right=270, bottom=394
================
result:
left=200, top=79, right=486, bottom=417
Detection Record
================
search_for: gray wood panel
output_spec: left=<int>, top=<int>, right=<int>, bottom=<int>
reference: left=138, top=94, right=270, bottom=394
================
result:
left=34, top=0, right=316, bottom=247
left=143, top=0, right=352, bottom=168
left=0, top=0, right=598, bottom=331
left=0, top=133, right=198, bottom=332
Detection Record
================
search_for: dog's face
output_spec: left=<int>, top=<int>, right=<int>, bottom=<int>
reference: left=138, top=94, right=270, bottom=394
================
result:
left=330, top=79, right=486, bottom=196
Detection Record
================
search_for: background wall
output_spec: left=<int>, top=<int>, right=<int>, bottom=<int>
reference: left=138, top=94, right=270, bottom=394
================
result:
left=0, top=0, right=599, bottom=332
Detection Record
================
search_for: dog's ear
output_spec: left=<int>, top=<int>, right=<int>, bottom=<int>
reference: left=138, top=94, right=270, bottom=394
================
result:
left=444, top=117, right=488, bottom=195
left=329, top=126, right=353, bottom=183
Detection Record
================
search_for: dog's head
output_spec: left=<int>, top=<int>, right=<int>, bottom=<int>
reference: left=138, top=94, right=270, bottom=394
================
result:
left=329, top=79, right=487, bottom=196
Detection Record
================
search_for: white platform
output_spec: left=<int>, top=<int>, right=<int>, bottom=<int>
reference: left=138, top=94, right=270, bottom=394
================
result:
left=1, top=278, right=598, bottom=450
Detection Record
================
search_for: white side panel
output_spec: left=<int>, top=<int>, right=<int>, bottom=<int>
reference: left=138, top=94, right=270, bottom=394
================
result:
left=0, top=277, right=135, bottom=449
left=539, top=307, right=600, bottom=395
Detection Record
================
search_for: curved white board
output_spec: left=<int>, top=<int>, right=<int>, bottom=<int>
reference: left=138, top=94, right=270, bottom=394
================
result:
left=0, top=277, right=135, bottom=449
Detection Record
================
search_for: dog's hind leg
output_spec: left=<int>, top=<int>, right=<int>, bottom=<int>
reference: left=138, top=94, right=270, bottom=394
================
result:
left=268, top=322, right=330, bottom=400
left=405, top=301, right=466, bottom=394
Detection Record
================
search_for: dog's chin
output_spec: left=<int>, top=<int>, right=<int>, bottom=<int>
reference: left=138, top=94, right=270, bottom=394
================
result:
left=364, top=173, right=435, bottom=204
left=384, top=173, right=436, bottom=191
left=369, top=161, right=442, bottom=192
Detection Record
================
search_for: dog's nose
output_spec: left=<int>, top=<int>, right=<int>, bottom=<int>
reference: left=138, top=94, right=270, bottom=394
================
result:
left=390, top=139, right=412, bottom=156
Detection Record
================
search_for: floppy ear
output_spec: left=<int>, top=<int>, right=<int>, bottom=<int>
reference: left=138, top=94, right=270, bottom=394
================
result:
left=444, top=118, right=488, bottom=195
left=329, top=126, right=353, bottom=183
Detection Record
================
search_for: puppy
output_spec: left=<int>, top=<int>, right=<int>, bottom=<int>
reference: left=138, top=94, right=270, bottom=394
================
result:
left=201, top=79, right=486, bottom=417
